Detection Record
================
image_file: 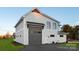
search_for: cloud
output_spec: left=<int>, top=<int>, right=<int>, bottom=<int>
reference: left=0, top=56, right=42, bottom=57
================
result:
left=76, top=21, right=79, bottom=25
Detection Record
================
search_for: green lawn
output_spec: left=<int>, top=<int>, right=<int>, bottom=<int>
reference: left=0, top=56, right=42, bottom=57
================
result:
left=0, top=38, right=25, bottom=51
left=59, top=41, right=79, bottom=48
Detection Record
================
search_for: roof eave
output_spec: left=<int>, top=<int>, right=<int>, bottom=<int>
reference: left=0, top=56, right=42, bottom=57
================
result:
left=15, top=16, right=24, bottom=28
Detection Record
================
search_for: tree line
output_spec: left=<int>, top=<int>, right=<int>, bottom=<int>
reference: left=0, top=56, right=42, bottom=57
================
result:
left=0, top=32, right=15, bottom=39
left=61, top=24, right=79, bottom=40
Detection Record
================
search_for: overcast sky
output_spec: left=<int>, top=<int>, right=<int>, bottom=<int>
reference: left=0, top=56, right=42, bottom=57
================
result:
left=0, top=7, right=79, bottom=34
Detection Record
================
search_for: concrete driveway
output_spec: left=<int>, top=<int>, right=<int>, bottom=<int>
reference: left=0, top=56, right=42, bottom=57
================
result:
left=20, top=44, right=79, bottom=51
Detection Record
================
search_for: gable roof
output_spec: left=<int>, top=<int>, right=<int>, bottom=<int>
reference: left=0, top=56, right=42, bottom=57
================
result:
left=15, top=8, right=60, bottom=27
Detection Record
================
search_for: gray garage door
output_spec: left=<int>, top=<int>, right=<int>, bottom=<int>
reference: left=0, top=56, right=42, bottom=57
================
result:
left=27, top=22, right=44, bottom=45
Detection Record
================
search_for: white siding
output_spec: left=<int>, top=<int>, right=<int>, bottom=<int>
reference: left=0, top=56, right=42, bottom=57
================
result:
left=23, top=19, right=29, bottom=45
left=15, top=20, right=25, bottom=44
left=56, top=35, right=67, bottom=43
left=15, top=11, right=66, bottom=45
left=24, top=12, right=66, bottom=44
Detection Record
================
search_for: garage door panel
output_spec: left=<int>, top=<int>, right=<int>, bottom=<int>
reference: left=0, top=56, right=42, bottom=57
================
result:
left=29, top=23, right=42, bottom=45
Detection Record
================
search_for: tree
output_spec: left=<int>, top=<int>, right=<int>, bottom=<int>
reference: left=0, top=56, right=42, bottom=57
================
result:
left=74, top=25, right=79, bottom=40
left=62, top=24, right=79, bottom=40
left=61, top=24, right=73, bottom=40
left=61, top=24, right=72, bottom=33
left=5, top=32, right=12, bottom=39
left=12, top=33, right=15, bottom=38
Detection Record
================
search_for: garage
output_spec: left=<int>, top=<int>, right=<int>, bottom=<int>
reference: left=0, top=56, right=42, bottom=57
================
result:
left=15, top=8, right=67, bottom=45
left=27, top=22, right=44, bottom=45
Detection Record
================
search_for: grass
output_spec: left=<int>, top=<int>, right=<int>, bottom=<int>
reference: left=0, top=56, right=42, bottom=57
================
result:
left=68, top=41, right=79, bottom=43
left=0, top=38, right=25, bottom=51
left=1, top=38, right=79, bottom=50
left=59, top=41, right=79, bottom=48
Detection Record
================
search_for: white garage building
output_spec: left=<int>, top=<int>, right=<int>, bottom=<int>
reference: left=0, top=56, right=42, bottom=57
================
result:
left=15, top=8, right=67, bottom=45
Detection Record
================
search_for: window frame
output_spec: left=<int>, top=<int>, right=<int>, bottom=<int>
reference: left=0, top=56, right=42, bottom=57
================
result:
left=47, top=21, right=51, bottom=29
left=53, top=22, right=57, bottom=29
left=50, top=35, right=55, bottom=37
left=60, top=35, right=64, bottom=37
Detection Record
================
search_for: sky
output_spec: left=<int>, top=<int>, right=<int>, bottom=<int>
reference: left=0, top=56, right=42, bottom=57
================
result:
left=0, top=7, right=79, bottom=34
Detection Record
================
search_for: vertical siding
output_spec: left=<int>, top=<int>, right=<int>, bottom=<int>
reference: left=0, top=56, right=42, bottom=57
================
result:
left=23, top=19, right=29, bottom=45
left=15, top=20, right=25, bottom=44
left=24, top=12, right=66, bottom=44
left=15, top=12, right=66, bottom=45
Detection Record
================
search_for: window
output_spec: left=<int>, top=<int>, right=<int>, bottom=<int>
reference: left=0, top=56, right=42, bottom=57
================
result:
left=50, top=35, right=55, bottom=37
left=20, top=35, right=21, bottom=37
left=60, top=35, right=63, bottom=37
left=47, top=21, right=51, bottom=29
left=53, top=23, right=57, bottom=29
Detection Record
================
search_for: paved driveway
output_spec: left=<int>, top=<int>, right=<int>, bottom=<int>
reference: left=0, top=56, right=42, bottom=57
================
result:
left=20, top=44, right=79, bottom=51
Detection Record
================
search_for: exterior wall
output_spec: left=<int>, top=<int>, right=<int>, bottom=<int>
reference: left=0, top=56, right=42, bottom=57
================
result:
left=15, top=11, right=66, bottom=45
left=57, top=35, right=67, bottom=43
left=23, top=12, right=66, bottom=45
left=23, top=19, right=29, bottom=45
left=15, top=20, right=25, bottom=45
left=42, top=29, right=67, bottom=44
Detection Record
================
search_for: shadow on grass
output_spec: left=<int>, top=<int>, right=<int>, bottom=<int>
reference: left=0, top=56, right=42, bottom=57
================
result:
left=12, top=41, right=24, bottom=46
